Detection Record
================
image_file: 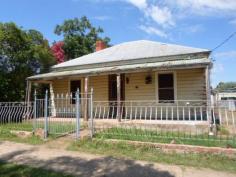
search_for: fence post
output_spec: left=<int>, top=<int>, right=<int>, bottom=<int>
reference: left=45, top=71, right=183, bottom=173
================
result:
left=8, top=103, right=11, bottom=123
left=76, top=88, right=80, bottom=139
left=44, top=90, right=48, bottom=139
left=90, top=88, right=94, bottom=138
left=33, top=90, right=37, bottom=133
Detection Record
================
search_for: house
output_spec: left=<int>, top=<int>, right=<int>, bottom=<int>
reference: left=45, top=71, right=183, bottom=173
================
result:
left=212, top=88, right=236, bottom=111
left=27, top=40, right=212, bottom=124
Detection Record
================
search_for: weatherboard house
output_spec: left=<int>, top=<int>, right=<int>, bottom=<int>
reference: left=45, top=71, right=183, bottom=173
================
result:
left=27, top=40, right=212, bottom=124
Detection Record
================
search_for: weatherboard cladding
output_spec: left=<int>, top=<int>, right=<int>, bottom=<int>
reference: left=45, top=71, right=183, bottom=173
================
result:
left=51, top=68, right=206, bottom=102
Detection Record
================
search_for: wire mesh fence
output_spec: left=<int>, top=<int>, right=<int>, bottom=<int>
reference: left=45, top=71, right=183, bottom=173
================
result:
left=93, top=123, right=236, bottom=148
left=91, top=100, right=236, bottom=148
left=34, top=89, right=93, bottom=139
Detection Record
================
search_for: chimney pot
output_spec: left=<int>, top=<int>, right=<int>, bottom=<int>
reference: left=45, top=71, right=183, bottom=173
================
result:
left=96, top=40, right=106, bottom=51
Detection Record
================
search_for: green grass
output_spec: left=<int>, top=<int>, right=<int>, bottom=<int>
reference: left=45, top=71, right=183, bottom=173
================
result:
left=36, top=121, right=77, bottom=135
left=0, top=161, right=73, bottom=177
left=0, top=128, right=44, bottom=145
left=68, top=139, right=236, bottom=173
left=96, top=127, right=236, bottom=148
left=0, top=122, right=33, bottom=131
left=0, top=120, right=78, bottom=135
left=0, top=121, right=84, bottom=144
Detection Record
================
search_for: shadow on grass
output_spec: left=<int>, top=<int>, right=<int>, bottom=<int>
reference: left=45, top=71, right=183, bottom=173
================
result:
left=0, top=160, right=73, bottom=177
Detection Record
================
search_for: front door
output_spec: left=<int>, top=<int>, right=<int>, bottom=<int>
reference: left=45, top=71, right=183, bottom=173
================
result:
left=108, top=74, right=125, bottom=118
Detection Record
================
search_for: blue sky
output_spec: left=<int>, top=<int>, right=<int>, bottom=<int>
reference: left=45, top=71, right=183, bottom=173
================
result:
left=0, top=0, right=236, bottom=87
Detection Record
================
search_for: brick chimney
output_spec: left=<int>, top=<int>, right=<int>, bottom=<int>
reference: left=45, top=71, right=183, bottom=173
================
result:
left=96, top=40, right=106, bottom=51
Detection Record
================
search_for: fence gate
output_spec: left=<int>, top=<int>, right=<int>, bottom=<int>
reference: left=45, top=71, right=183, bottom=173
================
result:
left=34, top=89, right=93, bottom=139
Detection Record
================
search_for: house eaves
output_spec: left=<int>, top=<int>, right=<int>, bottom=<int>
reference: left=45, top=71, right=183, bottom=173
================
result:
left=28, top=58, right=211, bottom=81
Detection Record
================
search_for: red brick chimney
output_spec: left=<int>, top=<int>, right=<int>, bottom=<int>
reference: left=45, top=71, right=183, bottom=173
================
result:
left=96, top=40, right=106, bottom=51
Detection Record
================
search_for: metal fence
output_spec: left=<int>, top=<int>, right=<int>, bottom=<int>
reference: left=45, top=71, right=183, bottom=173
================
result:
left=0, top=102, right=34, bottom=132
left=90, top=100, right=236, bottom=148
left=0, top=91, right=235, bottom=146
left=0, top=102, right=33, bottom=123
left=93, top=100, right=209, bottom=121
left=34, top=89, right=93, bottom=139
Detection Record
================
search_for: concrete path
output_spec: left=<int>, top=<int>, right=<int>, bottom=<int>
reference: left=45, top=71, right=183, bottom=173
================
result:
left=0, top=141, right=235, bottom=177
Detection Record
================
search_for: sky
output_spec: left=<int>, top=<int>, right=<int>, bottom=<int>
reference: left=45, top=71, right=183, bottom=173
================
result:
left=0, top=0, right=236, bottom=87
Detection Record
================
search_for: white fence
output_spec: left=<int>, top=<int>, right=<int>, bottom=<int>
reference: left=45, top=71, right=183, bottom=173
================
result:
left=93, top=100, right=236, bottom=126
left=93, top=100, right=208, bottom=122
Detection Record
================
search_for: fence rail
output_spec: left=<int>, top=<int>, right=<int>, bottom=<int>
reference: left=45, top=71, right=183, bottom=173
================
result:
left=0, top=102, right=33, bottom=124
left=92, top=100, right=236, bottom=125
left=0, top=91, right=235, bottom=143
left=93, top=101, right=209, bottom=121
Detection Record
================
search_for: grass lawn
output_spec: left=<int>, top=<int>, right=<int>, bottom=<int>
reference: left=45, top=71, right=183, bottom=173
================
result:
left=0, top=122, right=33, bottom=131
left=0, top=128, right=44, bottom=145
left=0, top=121, right=80, bottom=144
left=0, top=161, right=73, bottom=177
left=96, top=127, right=236, bottom=148
left=68, top=139, right=236, bottom=173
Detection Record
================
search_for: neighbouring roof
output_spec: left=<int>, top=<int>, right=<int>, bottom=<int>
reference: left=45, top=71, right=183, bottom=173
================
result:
left=52, top=40, right=210, bottom=70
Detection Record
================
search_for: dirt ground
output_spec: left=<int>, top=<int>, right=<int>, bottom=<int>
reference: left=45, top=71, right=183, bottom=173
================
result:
left=0, top=139, right=236, bottom=177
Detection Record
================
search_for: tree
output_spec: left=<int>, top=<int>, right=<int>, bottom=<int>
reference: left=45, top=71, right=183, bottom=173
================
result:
left=0, top=22, right=55, bottom=101
left=51, top=41, right=65, bottom=63
left=215, top=82, right=236, bottom=92
left=54, top=16, right=110, bottom=60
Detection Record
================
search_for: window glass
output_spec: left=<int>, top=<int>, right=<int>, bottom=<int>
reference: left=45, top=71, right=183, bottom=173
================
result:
left=158, top=73, right=174, bottom=102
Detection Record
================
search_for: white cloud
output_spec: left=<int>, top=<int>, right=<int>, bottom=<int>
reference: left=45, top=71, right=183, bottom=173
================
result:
left=229, top=19, right=236, bottom=25
left=185, top=24, right=204, bottom=33
left=93, top=16, right=111, bottom=21
left=139, top=25, right=167, bottom=38
left=212, top=63, right=224, bottom=73
left=179, top=0, right=236, bottom=11
left=214, top=51, right=236, bottom=58
left=126, top=0, right=147, bottom=9
left=145, top=5, right=174, bottom=28
left=167, top=0, right=236, bottom=16
left=86, top=0, right=236, bottom=38
left=126, top=0, right=174, bottom=28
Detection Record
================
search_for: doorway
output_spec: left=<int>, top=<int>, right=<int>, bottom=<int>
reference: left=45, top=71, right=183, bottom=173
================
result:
left=108, top=74, right=125, bottom=118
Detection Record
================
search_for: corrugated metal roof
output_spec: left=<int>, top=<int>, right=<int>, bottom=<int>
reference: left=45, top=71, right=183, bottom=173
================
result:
left=52, top=40, right=210, bottom=69
left=28, top=58, right=211, bottom=80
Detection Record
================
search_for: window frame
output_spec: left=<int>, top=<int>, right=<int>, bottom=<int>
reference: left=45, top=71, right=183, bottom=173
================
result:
left=156, top=71, right=177, bottom=103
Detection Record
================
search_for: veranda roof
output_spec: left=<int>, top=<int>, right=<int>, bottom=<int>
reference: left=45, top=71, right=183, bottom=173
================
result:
left=28, top=58, right=211, bottom=81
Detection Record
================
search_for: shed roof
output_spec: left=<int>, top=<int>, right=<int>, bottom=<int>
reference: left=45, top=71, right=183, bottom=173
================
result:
left=52, top=40, right=210, bottom=69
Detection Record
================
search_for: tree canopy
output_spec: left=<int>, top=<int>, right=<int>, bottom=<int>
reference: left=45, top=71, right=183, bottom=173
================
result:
left=0, top=22, right=55, bottom=101
left=54, top=16, right=110, bottom=60
left=215, top=82, right=236, bottom=92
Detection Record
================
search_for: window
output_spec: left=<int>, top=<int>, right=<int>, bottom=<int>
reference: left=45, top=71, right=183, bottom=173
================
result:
left=158, top=73, right=174, bottom=102
left=70, top=80, right=81, bottom=104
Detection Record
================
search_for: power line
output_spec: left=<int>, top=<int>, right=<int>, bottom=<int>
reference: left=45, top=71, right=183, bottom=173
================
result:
left=211, top=31, right=236, bottom=52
